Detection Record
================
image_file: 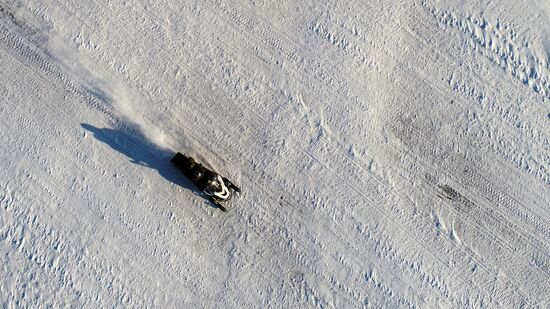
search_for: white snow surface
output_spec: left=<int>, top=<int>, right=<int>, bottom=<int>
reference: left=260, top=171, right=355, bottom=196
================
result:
left=1, top=0, right=549, bottom=307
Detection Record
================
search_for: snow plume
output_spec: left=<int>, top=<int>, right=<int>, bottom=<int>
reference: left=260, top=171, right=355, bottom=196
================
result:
left=46, top=34, right=174, bottom=154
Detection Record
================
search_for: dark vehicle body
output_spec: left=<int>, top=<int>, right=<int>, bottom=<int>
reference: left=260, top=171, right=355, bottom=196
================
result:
left=171, top=152, right=240, bottom=211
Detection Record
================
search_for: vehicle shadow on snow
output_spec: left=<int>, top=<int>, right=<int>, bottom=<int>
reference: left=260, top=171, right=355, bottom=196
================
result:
left=81, top=123, right=213, bottom=208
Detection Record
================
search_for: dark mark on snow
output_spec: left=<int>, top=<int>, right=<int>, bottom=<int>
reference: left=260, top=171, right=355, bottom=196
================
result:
left=438, top=184, right=460, bottom=201
left=0, top=3, right=49, bottom=48
left=0, top=4, right=20, bottom=26
left=437, top=184, right=474, bottom=214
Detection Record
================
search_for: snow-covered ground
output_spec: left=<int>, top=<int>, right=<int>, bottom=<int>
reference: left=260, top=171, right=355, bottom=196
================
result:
left=1, top=0, right=549, bottom=307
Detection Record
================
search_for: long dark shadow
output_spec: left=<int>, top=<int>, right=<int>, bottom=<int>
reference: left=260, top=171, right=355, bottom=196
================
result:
left=81, top=123, right=209, bottom=206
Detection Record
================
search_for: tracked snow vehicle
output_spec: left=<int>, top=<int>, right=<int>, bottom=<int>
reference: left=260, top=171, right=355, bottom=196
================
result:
left=171, top=152, right=240, bottom=212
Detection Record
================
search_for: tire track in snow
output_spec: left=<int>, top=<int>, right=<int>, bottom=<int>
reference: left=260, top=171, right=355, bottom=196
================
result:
left=388, top=117, right=548, bottom=304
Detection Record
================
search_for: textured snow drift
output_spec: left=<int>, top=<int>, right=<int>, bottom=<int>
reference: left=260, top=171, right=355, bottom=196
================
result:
left=0, top=0, right=549, bottom=307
